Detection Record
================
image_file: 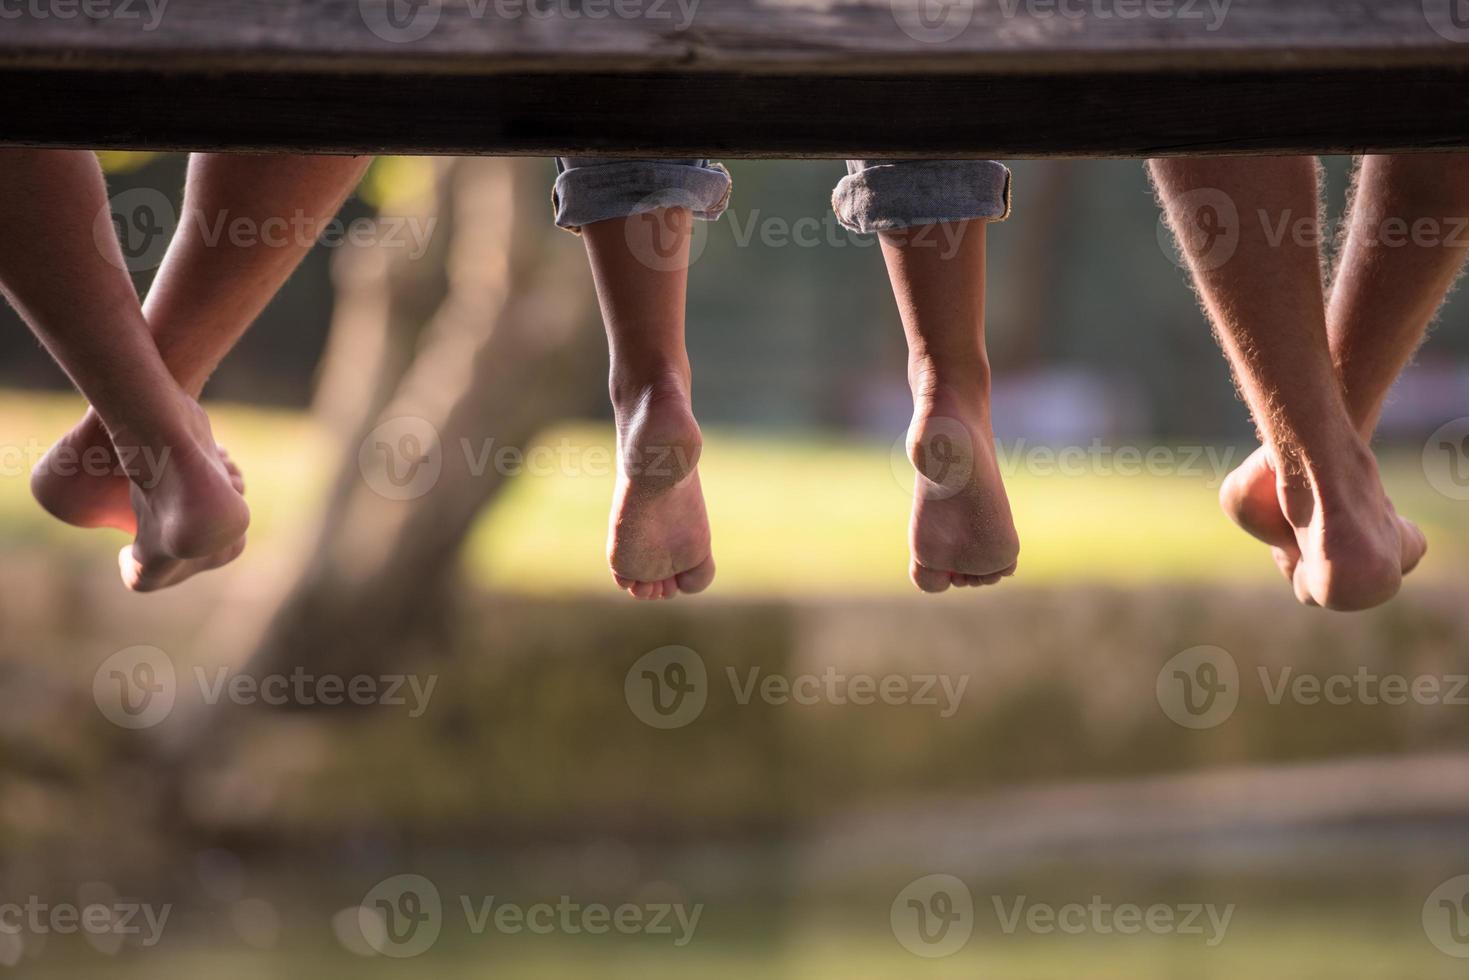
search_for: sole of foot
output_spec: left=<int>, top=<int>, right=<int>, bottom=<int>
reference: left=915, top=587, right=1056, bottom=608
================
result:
left=607, top=379, right=715, bottom=601
left=906, top=390, right=1020, bottom=594
left=32, top=408, right=245, bottom=536
left=118, top=399, right=251, bottom=592
left=1222, top=444, right=1426, bottom=610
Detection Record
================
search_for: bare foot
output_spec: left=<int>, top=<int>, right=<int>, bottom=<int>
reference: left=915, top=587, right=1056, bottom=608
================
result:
left=907, top=384, right=1020, bottom=593
left=32, top=407, right=244, bottom=536
left=607, top=377, right=715, bottom=600
left=1222, top=443, right=1426, bottom=609
left=114, top=398, right=251, bottom=593
left=1270, top=441, right=1426, bottom=611
left=1218, top=446, right=1295, bottom=550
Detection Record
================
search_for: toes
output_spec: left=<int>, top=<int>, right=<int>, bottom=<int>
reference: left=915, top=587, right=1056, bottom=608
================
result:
left=1398, top=517, right=1428, bottom=575
left=118, top=546, right=146, bottom=592
left=630, top=580, right=658, bottom=600
left=911, top=562, right=952, bottom=594
left=119, top=545, right=175, bottom=593
left=675, top=557, right=716, bottom=596
left=1270, top=545, right=1297, bottom=585
left=216, top=445, right=246, bottom=493
left=206, top=536, right=248, bottom=571
left=1289, top=560, right=1319, bottom=608
left=659, top=576, right=678, bottom=599
left=915, top=563, right=1016, bottom=593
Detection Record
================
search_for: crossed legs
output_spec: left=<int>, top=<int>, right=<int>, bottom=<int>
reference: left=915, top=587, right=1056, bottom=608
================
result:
left=9, top=149, right=368, bottom=589
left=0, top=149, right=249, bottom=590
left=1152, top=154, right=1469, bottom=609
left=33, top=151, right=370, bottom=537
left=1221, top=154, right=1469, bottom=583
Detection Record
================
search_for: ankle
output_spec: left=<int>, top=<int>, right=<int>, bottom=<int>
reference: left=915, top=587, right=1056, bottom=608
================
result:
left=909, top=358, right=991, bottom=414
left=108, top=394, right=214, bottom=488
left=609, top=364, right=691, bottom=416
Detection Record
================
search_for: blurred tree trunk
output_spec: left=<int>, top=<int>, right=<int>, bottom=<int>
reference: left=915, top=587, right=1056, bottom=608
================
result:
left=181, top=157, right=603, bottom=703
left=992, top=160, right=1076, bottom=371
left=252, top=157, right=603, bottom=678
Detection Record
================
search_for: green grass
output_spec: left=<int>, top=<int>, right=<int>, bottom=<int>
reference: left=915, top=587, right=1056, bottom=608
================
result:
left=1, top=391, right=1462, bottom=595
left=464, top=424, right=1467, bottom=595
left=17, top=914, right=1460, bottom=980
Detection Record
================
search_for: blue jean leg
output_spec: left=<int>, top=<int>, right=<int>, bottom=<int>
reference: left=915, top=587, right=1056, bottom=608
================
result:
left=552, top=157, right=732, bottom=232
left=832, top=160, right=1012, bottom=234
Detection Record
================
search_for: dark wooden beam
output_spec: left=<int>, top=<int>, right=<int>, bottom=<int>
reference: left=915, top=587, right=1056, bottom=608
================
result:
left=4, top=0, right=1469, bottom=156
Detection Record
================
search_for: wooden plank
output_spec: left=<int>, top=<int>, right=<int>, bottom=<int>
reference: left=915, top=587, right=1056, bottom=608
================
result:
left=4, top=0, right=1469, bottom=73
left=6, top=65, right=1469, bottom=157
left=4, top=0, right=1469, bottom=154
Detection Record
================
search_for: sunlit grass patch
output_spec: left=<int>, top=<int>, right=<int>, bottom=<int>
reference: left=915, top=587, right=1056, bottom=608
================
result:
left=0, top=392, right=1459, bottom=597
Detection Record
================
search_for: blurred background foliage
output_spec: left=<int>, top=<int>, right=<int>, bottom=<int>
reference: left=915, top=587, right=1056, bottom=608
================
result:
left=0, top=152, right=1466, bottom=977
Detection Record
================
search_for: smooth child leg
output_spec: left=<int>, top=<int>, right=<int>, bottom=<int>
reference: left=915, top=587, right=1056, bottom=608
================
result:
left=32, top=152, right=371, bottom=533
left=878, top=219, right=1020, bottom=593
left=580, top=208, right=715, bottom=600
left=0, top=149, right=249, bottom=589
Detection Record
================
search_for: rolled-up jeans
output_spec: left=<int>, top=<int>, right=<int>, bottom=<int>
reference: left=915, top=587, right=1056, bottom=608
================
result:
left=552, top=158, right=1011, bottom=234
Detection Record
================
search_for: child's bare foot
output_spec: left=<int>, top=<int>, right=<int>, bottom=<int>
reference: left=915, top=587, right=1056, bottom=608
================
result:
left=113, top=398, right=250, bottom=592
left=1222, top=443, right=1426, bottom=608
left=607, top=376, right=714, bottom=600
left=906, top=382, right=1020, bottom=593
left=1268, top=440, right=1426, bottom=611
left=32, top=408, right=244, bottom=536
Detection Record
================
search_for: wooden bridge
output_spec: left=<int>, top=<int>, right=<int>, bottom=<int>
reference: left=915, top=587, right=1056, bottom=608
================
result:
left=3, top=0, right=1469, bottom=155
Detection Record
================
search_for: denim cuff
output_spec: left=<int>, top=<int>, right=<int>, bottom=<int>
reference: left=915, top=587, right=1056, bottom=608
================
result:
left=832, top=160, right=1012, bottom=234
left=553, top=159, right=732, bottom=233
